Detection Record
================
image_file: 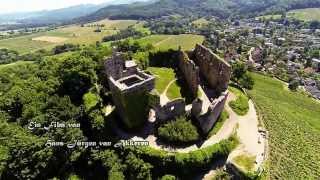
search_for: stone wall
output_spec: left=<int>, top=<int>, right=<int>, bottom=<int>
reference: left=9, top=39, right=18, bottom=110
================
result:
left=178, top=51, right=200, bottom=96
left=193, top=91, right=228, bottom=134
left=154, top=98, right=186, bottom=121
left=193, top=44, right=231, bottom=94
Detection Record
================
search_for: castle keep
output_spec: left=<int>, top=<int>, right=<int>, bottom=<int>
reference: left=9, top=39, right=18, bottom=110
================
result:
left=105, top=52, right=155, bottom=129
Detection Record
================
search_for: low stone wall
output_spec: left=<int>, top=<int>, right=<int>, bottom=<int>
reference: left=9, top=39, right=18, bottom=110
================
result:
left=193, top=44, right=231, bottom=94
left=178, top=51, right=200, bottom=96
left=195, top=91, right=229, bottom=134
left=154, top=98, right=186, bottom=121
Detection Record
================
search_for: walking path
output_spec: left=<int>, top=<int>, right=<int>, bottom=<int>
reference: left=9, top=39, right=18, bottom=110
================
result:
left=160, top=79, right=177, bottom=106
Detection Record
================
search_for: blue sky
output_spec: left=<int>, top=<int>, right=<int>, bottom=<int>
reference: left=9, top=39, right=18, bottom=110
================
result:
left=0, top=0, right=109, bottom=14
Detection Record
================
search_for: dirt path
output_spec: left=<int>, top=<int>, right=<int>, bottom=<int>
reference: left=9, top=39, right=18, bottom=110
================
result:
left=160, top=79, right=176, bottom=106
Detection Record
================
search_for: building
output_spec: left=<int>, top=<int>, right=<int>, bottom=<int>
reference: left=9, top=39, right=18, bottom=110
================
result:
left=105, top=52, right=155, bottom=129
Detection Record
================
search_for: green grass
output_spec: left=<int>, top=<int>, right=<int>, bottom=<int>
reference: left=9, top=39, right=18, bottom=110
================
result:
left=83, top=92, right=100, bottom=112
left=0, top=61, right=34, bottom=70
left=233, top=154, right=256, bottom=172
left=0, top=20, right=139, bottom=53
left=207, top=110, right=229, bottom=138
left=256, top=14, right=282, bottom=21
left=228, top=87, right=249, bottom=116
left=192, top=18, right=209, bottom=27
left=247, top=73, right=320, bottom=179
left=166, top=81, right=182, bottom=100
left=147, top=67, right=182, bottom=100
left=137, top=34, right=204, bottom=51
left=287, top=8, right=320, bottom=21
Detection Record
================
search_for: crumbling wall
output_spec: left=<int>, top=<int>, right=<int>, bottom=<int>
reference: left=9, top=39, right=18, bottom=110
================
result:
left=195, top=91, right=228, bottom=134
left=178, top=51, right=200, bottom=96
left=104, top=52, right=126, bottom=80
left=193, top=44, right=231, bottom=94
left=154, top=98, right=186, bottom=121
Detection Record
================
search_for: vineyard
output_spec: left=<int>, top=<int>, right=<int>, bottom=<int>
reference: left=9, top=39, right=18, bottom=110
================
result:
left=248, top=73, right=320, bottom=179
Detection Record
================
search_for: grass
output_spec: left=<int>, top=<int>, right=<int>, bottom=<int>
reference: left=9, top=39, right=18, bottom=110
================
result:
left=147, top=67, right=182, bottom=100
left=192, top=18, right=209, bottom=27
left=137, top=34, right=204, bottom=51
left=83, top=92, right=100, bottom=112
left=207, top=110, right=229, bottom=138
left=0, top=61, right=34, bottom=70
left=256, top=14, right=282, bottom=21
left=247, top=73, right=320, bottom=179
left=233, top=154, right=256, bottom=172
left=0, top=19, right=138, bottom=53
left=287, top=8, right=320, bottom=21
left=228, top=87, right=249, bottom=116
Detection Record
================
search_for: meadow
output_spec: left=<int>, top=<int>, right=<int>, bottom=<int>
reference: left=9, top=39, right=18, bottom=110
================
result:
left=248, top=73, right=320, bottom=179
left=287, top=8, right=320, bottom=21
left=137, top=34, right=204, bottom=51
left=147, top=67, right=182, bottom=100
left=0, top=19, right=137, bottom=53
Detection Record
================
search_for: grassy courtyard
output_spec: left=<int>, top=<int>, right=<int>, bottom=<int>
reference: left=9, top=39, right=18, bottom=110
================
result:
left=147, top=67, right=182, bottom=100
left=247, top=73, right=320, bottom=179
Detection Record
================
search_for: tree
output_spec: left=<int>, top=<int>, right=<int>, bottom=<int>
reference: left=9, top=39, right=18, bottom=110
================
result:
left=125, top=152, right=153, bottom=180
left=288, top=80, right=299, bottom=91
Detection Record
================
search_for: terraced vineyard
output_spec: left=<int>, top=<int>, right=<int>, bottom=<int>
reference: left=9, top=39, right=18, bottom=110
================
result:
left=248, top=73, right=320, bottom=179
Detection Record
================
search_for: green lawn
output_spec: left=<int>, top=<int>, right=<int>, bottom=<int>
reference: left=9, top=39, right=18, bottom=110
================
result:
left=287, top=8, right=320, bottom=21
left=233, top=154, right=256, bottom=172
left=147, top=67, right=182, bottom=100
left=248, top=73, right=320, bottom=179
left=137, top=34, right=204, bottom=51
left=228, top=87, right=249, bottom=116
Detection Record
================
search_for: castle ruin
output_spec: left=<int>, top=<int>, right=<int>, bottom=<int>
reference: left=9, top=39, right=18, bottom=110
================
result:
left=105, top=44, right=231, bottom=134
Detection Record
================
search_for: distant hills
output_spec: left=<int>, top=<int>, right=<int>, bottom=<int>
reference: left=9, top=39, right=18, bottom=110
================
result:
left=1, top=0, right=320, bottom=27
left=0, top=0, right=151, bottom=25
left=76, top=0, right=320, bottom=22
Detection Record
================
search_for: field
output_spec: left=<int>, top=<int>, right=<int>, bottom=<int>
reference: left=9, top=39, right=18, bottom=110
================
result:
left=255, top=14, right=282, bottom=21
left=287, top=8, right=320, bottom=21
left=0, top=19, right=137, bottom=53
left=137, top=34, right=205, bottom=51
left=192, top=18, right=210, bottom=27
left=147, top=67, right=182, bottom=100
left=247, top=73, right=320, bottom=179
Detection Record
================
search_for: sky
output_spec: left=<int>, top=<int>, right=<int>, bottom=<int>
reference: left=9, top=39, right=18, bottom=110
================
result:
left=0, top=0, right=110, bottom=14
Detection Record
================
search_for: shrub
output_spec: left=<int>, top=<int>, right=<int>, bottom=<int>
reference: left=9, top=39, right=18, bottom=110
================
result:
left=158, top=116, right=199, bottom=144
left=161, top=174, right=176, bottom=180
left=229, top=87, right=249, bottom=116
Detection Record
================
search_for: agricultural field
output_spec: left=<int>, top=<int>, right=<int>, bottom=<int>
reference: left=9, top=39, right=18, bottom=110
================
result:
left=255, top=14, right=282, bottom=21
left=0, top=19, right=138, bottom=53
left=247, top=73, right=320, bottom=179
left=147, top=67, right=182, bottom=100
left=137, top=34, right=205, bottom=51
left=287, top=8, right=320, bottom=21
left=192, top=18, right=210, bottom=27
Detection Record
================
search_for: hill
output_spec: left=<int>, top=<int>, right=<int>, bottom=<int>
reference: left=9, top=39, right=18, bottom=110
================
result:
left=287, top=8, right=320, bottom=21
left=76, top=0, right=320, bottom=22
left=248, top=73, right=320, bottom=179
left=0, top=0, right=150, bottom=26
